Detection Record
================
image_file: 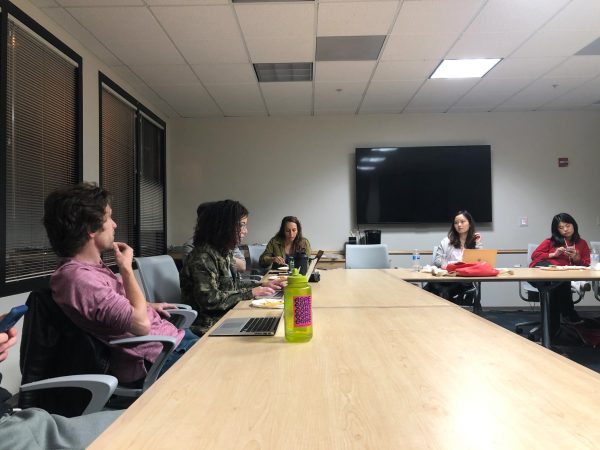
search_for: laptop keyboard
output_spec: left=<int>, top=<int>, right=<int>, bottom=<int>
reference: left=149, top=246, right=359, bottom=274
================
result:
left=241, top=316, right=280, bottom=335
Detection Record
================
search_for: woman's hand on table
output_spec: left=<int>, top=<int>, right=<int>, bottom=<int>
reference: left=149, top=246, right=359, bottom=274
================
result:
left=263, top=279, right=286, bottom=290
left=273, top=256, right=286, bottom=265
left=252, top=286, right=275, bottom=297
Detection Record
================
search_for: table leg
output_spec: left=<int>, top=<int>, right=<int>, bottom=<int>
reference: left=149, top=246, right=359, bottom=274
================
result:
left=539, top=288, right=551, bottom=348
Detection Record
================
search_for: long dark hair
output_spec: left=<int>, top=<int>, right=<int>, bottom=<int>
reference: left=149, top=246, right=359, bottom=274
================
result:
left=276, top=216, right=306, bottom=252
left=551, top=212, right=580, bottom=246
left=448, top=210, right=477, bottom=249
left=193, top=200, right=248, bottom=255
left=43, top=182, right=111, bottom=257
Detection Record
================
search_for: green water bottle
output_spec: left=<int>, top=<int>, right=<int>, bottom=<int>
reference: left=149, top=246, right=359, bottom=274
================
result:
left=284, top=268, right=312, bottom=343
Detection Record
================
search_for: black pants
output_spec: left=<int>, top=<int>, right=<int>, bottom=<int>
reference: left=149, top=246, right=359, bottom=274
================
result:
left=423, top=282, right=475, bottom=305
left=547, top=282, right=575, bottom=336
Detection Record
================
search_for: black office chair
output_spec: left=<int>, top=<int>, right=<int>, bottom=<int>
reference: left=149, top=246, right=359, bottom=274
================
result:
left=19, top=288, right=178, bottom=416
left=515, top=244, right=584, bottom=339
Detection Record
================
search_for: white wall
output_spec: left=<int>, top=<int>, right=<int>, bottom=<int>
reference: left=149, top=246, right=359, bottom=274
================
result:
left=167, top=111, right=600, bottom=308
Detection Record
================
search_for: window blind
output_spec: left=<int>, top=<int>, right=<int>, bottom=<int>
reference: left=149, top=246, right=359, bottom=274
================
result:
left=4, top=17, right=79, bottom=283
left=100, top=87, right=136, bottom=265
left=139, top=115, right=165, bottom=257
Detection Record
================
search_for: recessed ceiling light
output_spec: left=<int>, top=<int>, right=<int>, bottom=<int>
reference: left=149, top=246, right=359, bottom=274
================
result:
left=430, top=58, right=501, bottom=79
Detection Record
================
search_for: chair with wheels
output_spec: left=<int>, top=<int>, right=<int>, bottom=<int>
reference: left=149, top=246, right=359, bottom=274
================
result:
left=19, top=288, right=181, bottom=415
left=134, top=255, right=196, bottom=329
left=345, top=244, right=390, bottom=269
left=515, top=243, right=584, bottom=338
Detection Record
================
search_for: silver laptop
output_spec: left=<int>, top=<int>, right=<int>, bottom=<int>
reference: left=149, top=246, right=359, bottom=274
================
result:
left=210, top=315, right=282, bottom=336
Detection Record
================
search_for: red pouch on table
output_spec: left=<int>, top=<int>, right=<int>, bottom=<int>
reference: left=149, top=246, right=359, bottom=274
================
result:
left=446, top=262, right=499, bottom=277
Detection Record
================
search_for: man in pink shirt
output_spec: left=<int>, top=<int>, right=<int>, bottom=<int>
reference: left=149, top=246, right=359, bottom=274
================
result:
left=43, top=183, right=197, bottom=385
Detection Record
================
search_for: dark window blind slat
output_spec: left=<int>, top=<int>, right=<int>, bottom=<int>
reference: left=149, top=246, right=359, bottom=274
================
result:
left=5, top=19, right=78, bottom=283
left=100, top=88, right=136, bottom=265
left=139, top=116, right=165, bottom=257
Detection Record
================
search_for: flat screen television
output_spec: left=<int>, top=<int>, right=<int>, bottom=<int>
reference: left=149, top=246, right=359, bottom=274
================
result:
left=355, top=146, right=492, bottom=224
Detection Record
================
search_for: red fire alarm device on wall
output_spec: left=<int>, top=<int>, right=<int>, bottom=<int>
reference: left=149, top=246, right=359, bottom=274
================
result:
left=558, top=157, right=568, bottom=167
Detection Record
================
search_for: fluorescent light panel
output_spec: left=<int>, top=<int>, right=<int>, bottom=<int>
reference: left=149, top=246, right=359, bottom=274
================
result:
left=430, top=59, right=501, bottom=79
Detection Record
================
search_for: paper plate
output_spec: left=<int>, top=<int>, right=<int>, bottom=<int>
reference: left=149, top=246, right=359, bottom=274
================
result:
left=250, top=299, right=284, bottom=309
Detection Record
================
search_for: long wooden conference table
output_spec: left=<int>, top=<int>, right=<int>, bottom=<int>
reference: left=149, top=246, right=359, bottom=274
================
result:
left=91, top=269, right=600, bottom=449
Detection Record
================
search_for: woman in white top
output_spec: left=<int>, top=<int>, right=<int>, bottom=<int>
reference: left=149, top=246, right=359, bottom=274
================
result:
left=426, top=210, right=482, bottom=307
left=433, top=210, right=482, bottom=268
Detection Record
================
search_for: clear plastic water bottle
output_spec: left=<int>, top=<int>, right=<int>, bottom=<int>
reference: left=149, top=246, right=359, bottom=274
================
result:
left=591, top=248, right=599, bottom=269
left=412, top=249, right=421, bottom=271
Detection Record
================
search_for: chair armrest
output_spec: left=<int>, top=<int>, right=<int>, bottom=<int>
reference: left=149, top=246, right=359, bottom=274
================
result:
left=165, top=309, right=197, bottom=329
left=110, top=336, right=177, bottom=395
left=20, top=375, right=118, bottom=415
left=109, top=335, right=177, bottom=346
left=172, top=303, right=192, bottom=310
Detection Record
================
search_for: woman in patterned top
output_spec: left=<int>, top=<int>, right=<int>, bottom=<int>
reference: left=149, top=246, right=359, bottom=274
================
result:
left=180, top=200, right=284, bottom=336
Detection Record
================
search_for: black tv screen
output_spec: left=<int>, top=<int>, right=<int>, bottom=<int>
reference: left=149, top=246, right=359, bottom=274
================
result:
left=356, top=146, right=492, bottom=224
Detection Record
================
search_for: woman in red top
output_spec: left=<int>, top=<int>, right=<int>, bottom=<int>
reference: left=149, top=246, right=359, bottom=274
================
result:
left=530, top=213, right=590, bottom=334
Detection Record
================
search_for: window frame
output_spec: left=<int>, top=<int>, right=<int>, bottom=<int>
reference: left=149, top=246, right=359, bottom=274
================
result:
left=0, top=1, right=82, bottom=296
left=98, top=73, right=167, bottom=260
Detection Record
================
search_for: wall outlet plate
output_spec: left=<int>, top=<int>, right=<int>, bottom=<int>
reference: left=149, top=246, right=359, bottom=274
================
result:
left=519, top=217, right=528, bottom=227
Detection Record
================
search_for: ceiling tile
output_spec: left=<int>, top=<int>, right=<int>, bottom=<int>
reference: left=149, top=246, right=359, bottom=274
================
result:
left=204, top=83, right=266, bottom=115
left=109, top=39, right=185, bottom=65
left=316, top=35, right=385, bottom=61
left=129, top=64, right=199, bottom=86
left=192, top=63, right=256, bottom=84
left=495, top=76, right=587, bottom=110
left=372, top=60, right=437, bottom=80
left=315, top=81, right=367, bottom=112
left=152, top=84, right=222, bottom=116
left=361, top=79, right=422, bottom=112
left=486, top=57, right=563, bottom=79
left=540, top=78, right=600, bottom=109
left=245, top=37, right=314, bottom=63
left=511, top=28, right=600, bottom=58
left=382, top=34, right=453, bottom=61
left=317, top=1, right=398, bottom=37
left=41, top=7, right=122, bottom=66
left=447, top=31, right=531, bottom=59
left=391, top=0, right=483, bottom=36
left=451, top=78, right=532, bottom=110
left=31, top=0, right=59, bottom=6
left=465, top=0, right=569, bottom=34
left=176, top=39, right=248, bottom=64
left=235, top=3, right=315, bottom=38
left=151, top=5, right=241, bottom=41
left=405, top=78, right=479, bottom=110
left=58, top=0, right=142, bottom=5
left=67, top=7, right=164, bottom=46
left=545, top=0, right=600, bottom=31
left=315, top=61, right=376, bottom=82
left=261, top=82, right=312, bottom=115
left=543, top=55, right=600, bottom=79
left=366, top=79, right=423, bottom=97
left=147, top=0, right=228, bottom=4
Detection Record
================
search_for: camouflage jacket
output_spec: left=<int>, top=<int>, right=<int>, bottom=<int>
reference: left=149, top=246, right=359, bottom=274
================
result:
left=180, top=243, right=259, bottom=336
